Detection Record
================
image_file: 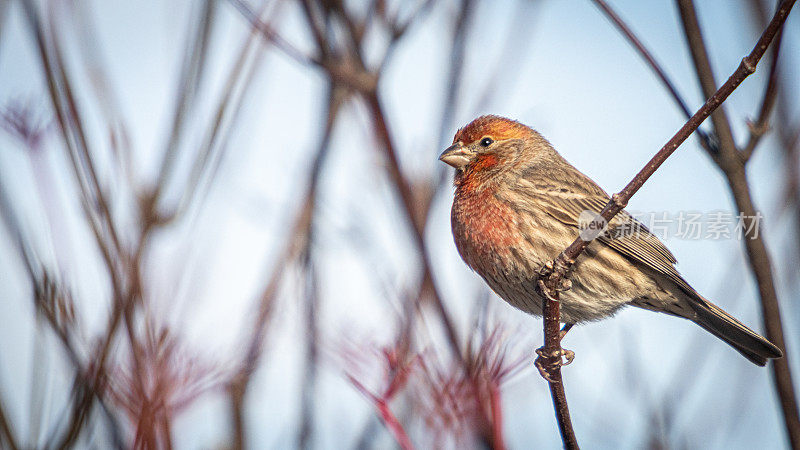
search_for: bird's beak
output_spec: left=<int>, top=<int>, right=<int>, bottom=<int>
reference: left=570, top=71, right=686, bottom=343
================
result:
left=439, top=144, right=474, bottom=169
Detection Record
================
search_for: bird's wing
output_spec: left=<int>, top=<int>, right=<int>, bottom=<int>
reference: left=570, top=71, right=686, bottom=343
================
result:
left=511, top=179, right=695, bottom=295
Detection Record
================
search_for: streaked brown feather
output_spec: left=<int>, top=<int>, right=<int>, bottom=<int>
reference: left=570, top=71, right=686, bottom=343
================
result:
left=512, top=165, right=697, bottom=297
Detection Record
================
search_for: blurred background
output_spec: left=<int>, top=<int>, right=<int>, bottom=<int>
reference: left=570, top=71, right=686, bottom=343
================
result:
left=0, top=0, right=798, bottom=448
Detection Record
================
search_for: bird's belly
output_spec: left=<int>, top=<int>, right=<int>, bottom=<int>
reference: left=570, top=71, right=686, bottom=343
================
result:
left=482, top=273, right=630, bottom=324
left=476, top=239, right=658, bottom=324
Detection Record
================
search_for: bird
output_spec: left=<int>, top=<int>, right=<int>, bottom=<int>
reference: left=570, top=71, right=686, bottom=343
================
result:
left=439, top=114, right=782, bottom=366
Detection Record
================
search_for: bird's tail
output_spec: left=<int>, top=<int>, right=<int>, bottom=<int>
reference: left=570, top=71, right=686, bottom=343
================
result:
left=688, top=295, right=782, bottom=366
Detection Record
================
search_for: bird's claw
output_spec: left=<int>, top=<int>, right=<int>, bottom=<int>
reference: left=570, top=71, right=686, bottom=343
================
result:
left=538, top=260, right=555, bottom=277
left=536, top=279, right=558, bottom=302
left=537, top=262, right=571, bottom=293
left=535, top=346, right=575, bottom=382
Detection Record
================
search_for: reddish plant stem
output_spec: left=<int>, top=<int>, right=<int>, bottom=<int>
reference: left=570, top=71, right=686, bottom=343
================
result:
left=347, top=375, right=414, bottom=450
left=488, top=385, right=507, bottom=450
left=376, top=399, right=414, bottom=450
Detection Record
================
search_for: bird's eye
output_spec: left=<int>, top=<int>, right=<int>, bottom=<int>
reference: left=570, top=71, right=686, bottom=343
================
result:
left=480, top=137, right=494, bottom=147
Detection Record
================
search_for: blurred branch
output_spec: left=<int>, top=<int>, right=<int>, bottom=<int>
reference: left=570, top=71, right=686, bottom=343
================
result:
left=45, top=14, right=151, bottom=411
left=164, top=0, right=272, bottom=224
left=347, top=374, right=414, bottom=450
left=376, top=0, right=436, bottom=73
left=537, top=1, right=795, bottom=448
left=227, top=83, right=347, bottom=449
left=70, top=0, right=134, bottom=185
left=436, top=0, right=474, bottom=150
left=152, top=0, right=215, bottom=206
left=675, top=0, right=738, bottom=162
left=298, top=260, right=320, bottom=450
left=740, top=25, right=784, bottom=161
left=0, top=0, right=9, bottom=61
left=228, top=0, right=378, bottom=92
left=18, top=2, right=134, bottom=446
left=362, top=93, right=463, bottom=361
left=590, top=0, right=716, bottom=153
left=227, top=0, right=319, bottom=66
left=292, top=0, right=465, bottom=361
left=0, top=394, right=19, bottom=450
left=0, top=173, right=124, bottom=448
left=676, top=1, right=800, bottom=446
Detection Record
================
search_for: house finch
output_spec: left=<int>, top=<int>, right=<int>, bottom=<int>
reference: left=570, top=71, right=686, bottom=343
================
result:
left=440, top=115, right=781, bottom=366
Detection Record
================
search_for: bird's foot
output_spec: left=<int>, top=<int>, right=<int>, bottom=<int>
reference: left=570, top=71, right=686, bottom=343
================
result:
left=537, top=262, right=572, bottom=292
left=538, top=260, right=555, bottom=277
left=535, top=347, right=575, bottom=382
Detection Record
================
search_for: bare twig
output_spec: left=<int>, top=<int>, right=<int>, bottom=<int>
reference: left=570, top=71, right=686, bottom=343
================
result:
left=227, top=0, right=318, bottom=66
left=537, top=1, right=796, bottom=448
left=536, top=280, right=578, bottom=449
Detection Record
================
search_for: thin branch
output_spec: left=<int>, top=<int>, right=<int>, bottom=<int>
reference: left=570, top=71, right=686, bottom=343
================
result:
left=0, top=169, right=125, bottom=449
left=536, top=282, right=578, bottom=449
left=536, top=2, right=796, bottom=448
left=297, top=260, right=320, bottom=450
left=228, top=0, right=377, bottom=92
left=0, top=0, right=11, bottom=72
left=19, top=2, right=132, bottom=445
left=347, top=375, right=414, bottom=450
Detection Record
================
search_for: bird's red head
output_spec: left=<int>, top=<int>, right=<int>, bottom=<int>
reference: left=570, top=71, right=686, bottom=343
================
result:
left=439, top=115, right=535, bottom=187
left=451, top=115, right=533, bottom=146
